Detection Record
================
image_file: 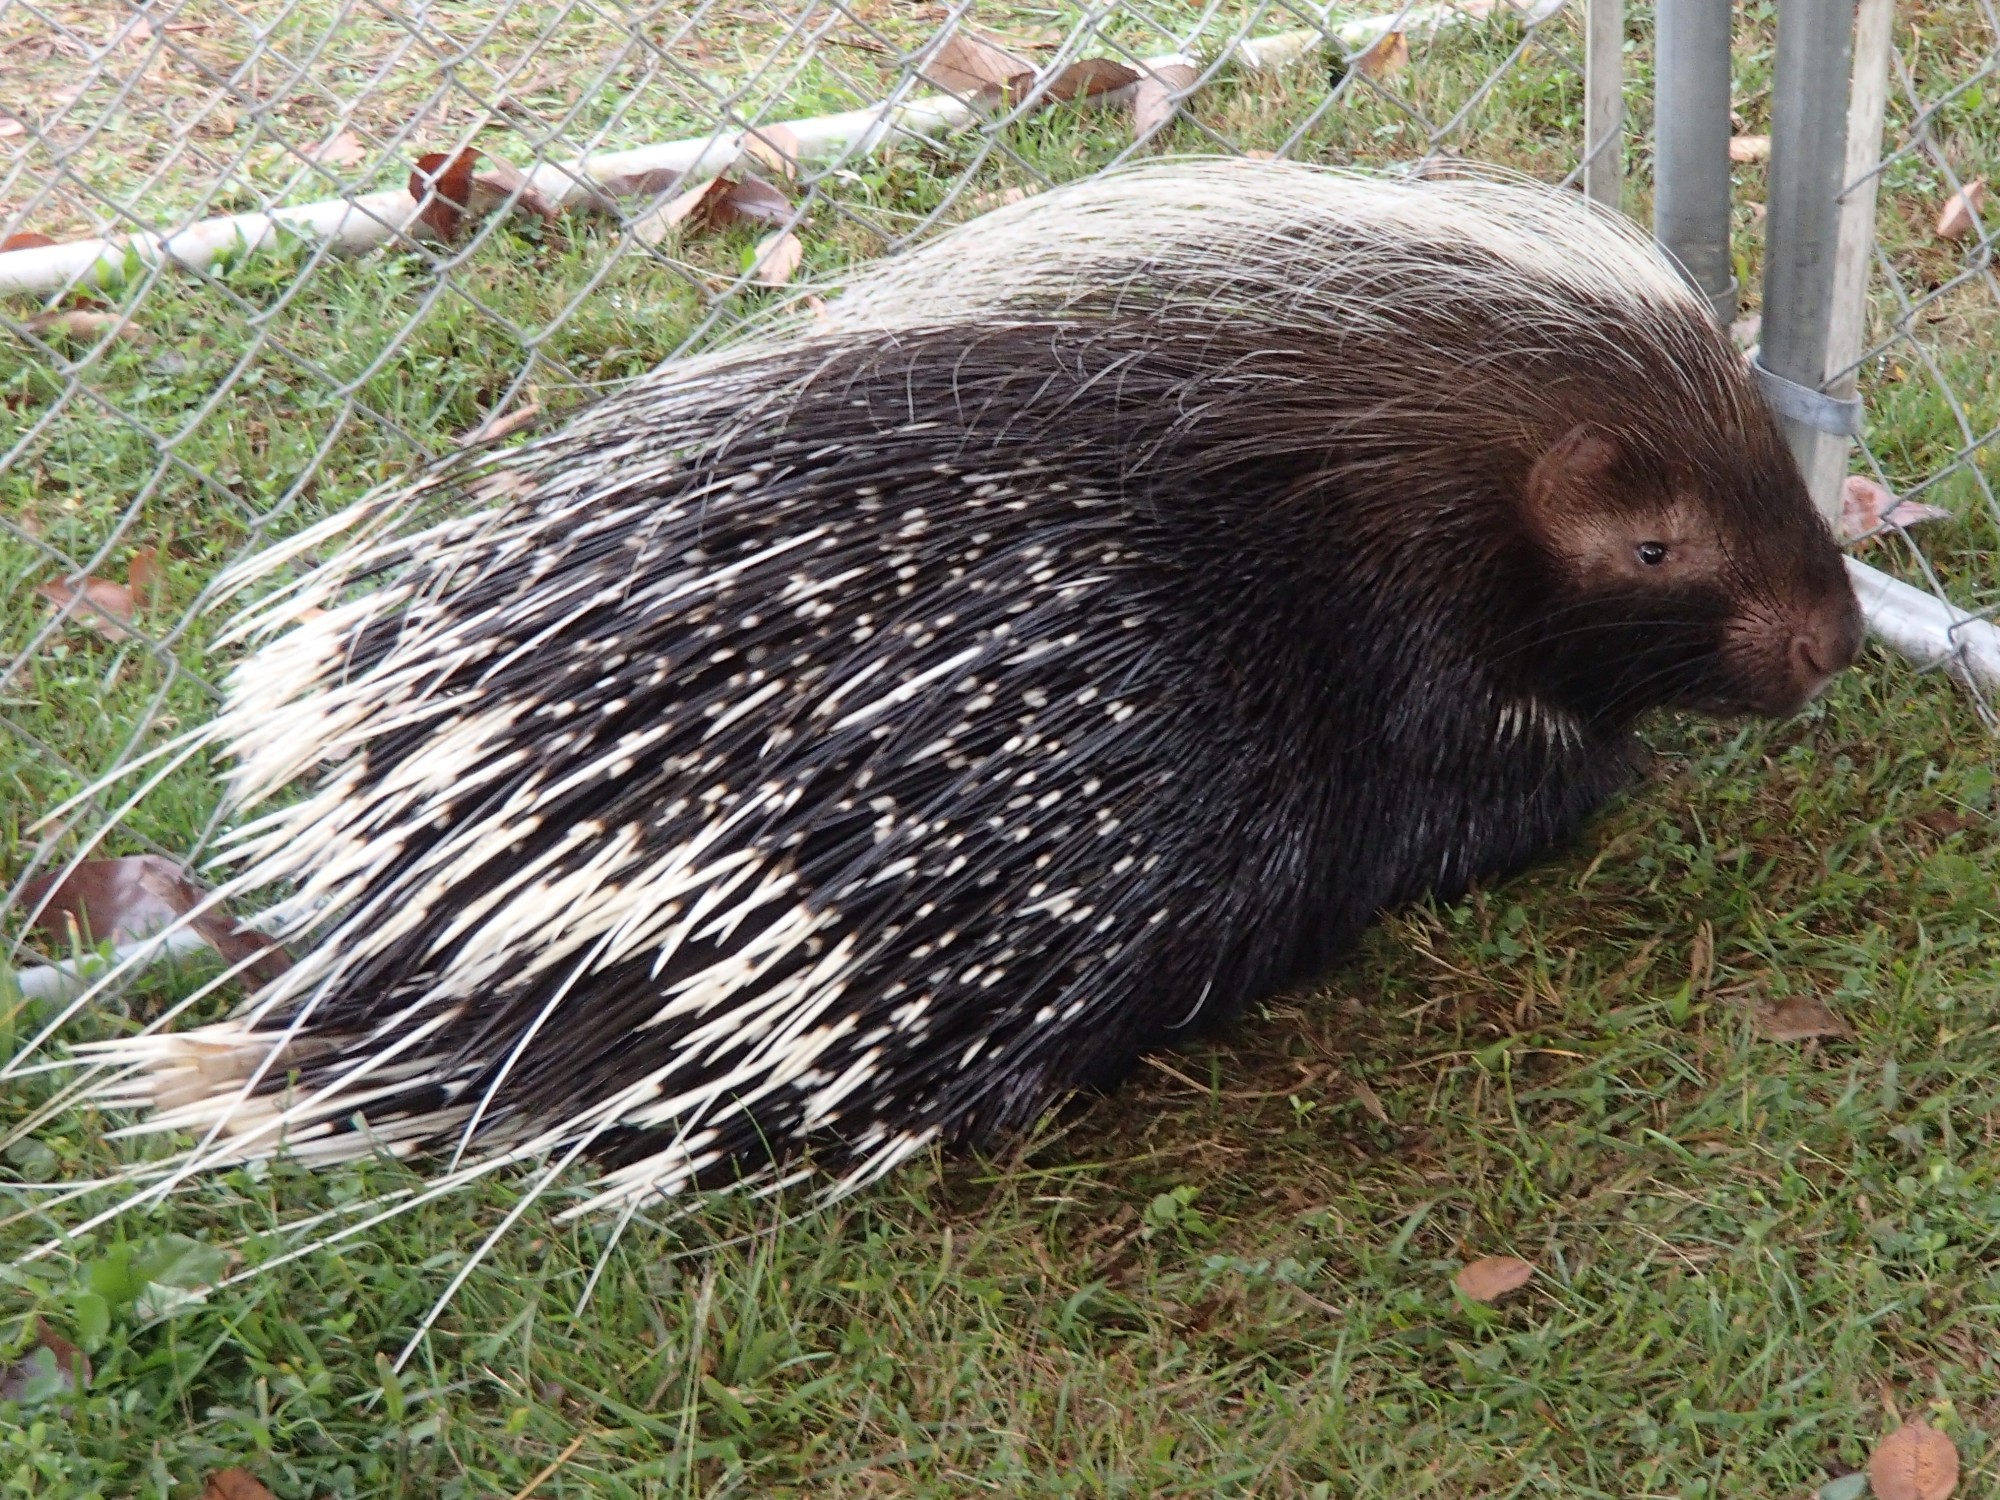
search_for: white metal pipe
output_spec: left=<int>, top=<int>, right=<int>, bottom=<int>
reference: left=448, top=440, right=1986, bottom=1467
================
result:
left=1847, top=558, right=2000, bottom=695
left=0, top=10, right=1496, bottom=302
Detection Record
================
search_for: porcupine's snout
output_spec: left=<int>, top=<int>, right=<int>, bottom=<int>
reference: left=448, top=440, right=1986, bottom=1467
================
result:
left=1785, top=588, right=1865, bottom=705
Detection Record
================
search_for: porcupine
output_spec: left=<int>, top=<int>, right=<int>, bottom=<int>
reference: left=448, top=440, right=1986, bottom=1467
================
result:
left=50, top=159, right=1863, bottom=1225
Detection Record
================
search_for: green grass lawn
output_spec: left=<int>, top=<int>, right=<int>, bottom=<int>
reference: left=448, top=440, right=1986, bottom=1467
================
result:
left=4, top=3, right=2000, bottom=1496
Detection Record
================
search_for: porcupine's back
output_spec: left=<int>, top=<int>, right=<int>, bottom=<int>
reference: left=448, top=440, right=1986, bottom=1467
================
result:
left=77, top=161, right=1845, bottom=1217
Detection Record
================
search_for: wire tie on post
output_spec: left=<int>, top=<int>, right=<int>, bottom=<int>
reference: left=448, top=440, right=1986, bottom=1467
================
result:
left=1750, top=357, right=1863, bottom=436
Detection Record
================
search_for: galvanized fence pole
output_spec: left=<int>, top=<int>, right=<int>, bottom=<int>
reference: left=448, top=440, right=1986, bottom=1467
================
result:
left=1584, top=0, right=1625, bottom=208
left=1758, top=0, right=1859, bottom=523
left=1814, top=0, right=1897, bottom=504
left=1652, top=0, right=1736, bottom=324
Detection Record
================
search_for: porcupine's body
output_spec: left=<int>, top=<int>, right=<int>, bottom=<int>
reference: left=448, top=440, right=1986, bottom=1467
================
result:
left=82, top=161, right=1861, bottom=1215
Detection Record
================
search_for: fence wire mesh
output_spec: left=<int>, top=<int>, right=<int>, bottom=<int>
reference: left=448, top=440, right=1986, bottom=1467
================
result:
left=0, top=2, right=1994, bottom=982
left=1839, top=5, right=2000, bottom=719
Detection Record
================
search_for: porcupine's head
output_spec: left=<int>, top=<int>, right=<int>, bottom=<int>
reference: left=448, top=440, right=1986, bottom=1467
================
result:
left=1499, top=377, right=1862, bottom=724
left=820, top=158, right=1865, bottom=733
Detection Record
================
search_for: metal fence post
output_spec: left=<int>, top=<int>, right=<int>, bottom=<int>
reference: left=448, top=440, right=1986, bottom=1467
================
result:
left=1583, top=0, right=1624, bottom=208
left=1758, top=0, right=1858, bottom=524
left=1811, top=0, right=1898, bottom=507
left=1652, top=1, right=1736, bottom=323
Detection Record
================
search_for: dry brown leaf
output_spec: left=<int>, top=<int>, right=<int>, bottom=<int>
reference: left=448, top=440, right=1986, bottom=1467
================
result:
left=632, top=178, right=728, bottom=248
left=408, top=147, right=483, bottom=239
left=1454, top=1256, right=1534, bottom=1302
left=1037, top=57, right=1142, bottom=103
left=919, top=29, right=1033, bottom=101
left=1869, top=1420, right=1959, bottom=1500
left=749, top=229, right=803, bottom=288
left=1242, top=148, right=1278, bottom=160
left=0, top=1319, right=89, bottom=1404
left=714, top=176, right=792, bottom=227
left=1936, top=179, right=1986, bottom=242
left=1755, top=994, right=1851, bottom=1043
left=1841, top=475, right=1951, bottom=541
left=37, top=574, right=137, bottom=639
left=2, top=231, right=57, bottom=252
left=459, top=401, right=542, bottom=447
left=630, top=177, right=722, bottom=245
left=199, top=1472, right=277, bottom=1500
left=1351, top=1079, right=1390, bottom=1125
left=743, top=123, right=801, bottom=181
left=1132, top=61, right=1198, bottom=141
left=633, top=175, right=791, bottom=245
left=310, top=129, right=368, bottom=169
left=19, top=854, right=292, bottom=984
left=966, top=186, right=1033, bottom=213
left=127, top=544, right=163, bottom=605
left=586, top=165, right=685, bottom=203
left=1728, top=134, right=1770, bottom=163
left=25, top=309, right=135, bottom=342
left=1688, top=920, right=1714, bottom=995
left=465, top=157, right=561, bottom=227
left=1353, top=30, right=1410, bottom=80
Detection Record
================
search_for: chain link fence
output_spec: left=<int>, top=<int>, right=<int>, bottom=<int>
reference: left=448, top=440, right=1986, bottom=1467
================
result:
left=0, top=1, right=1995, bottom=987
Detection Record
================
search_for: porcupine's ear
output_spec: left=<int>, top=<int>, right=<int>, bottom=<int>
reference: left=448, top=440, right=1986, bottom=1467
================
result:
left=1519, top=423, right=1625, bottom=552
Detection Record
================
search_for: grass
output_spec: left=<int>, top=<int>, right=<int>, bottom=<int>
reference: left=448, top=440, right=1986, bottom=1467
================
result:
left=3, top=2, right=2000, bottom=1496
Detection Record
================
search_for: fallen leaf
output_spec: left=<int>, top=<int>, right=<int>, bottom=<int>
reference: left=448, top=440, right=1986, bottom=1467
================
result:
left=1869, top=1420, right=1959, bottom=1500
left=24, top=308, right=135, bottom=342
left=1352, top=30, right=1410, bottom=80
left=1688, top=920, right=1714, bottom=995
left=37, top=574, right=137, bottom=639
left=967, top=185, right=1033, bottom=213
left=199, top=1472, right=277, bottom=1500
left=1037, top=57, right=1141, bottom=103
left=408, top=147, right=483, bottom=239
left=1728, top=134, right=1770, bottom=163
left=309, top=128, right=368, bottom=168
left=19, top=854, right=292, bottom=984
left=195, top=101, right=238, bottom=139
left=1454, top=1256, right=1534, bottom=1302
left=458, top=401, right=542, bottom=446
left=1841, top=475, right=1951, bottom=540
left=1818, top=1474, right=1870, bottom=1500
left=127, top=544, right=163, bottom=604
left=1, top=231, right=56, bottom=252
left=749, top=228, right=803, bottom=287
left=631, top=177, right=724, bottom=245
left=1133, top=61, right=1199, bottom=141
left=1242, top=148, right=1278, bottom=160
left=0, top=1319, right=89, bottom=1406
left=714, top=176, right=791, bottom=227
left=586, top=165, right=685, bottom=202
left=742, top=122, right=801, bottom=181
left=1755, top=994, right=1851, bottom=1042
left=1351, top=1079, right=1390, bottom=1125
left=919, top=28, right=1034, bottom=102
left=0, top=119, right=23, bottom=139
left=1918, top=807, right=1980, bottom=837
left=1936, top=179, right=1985, bottom=242
left=632, top=175, right=791, bottom=245
left=464, top=157, right=561, bottom=227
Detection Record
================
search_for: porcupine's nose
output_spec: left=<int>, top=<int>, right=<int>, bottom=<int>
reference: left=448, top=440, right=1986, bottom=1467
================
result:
left=1787, top=597, right=1865, bottom=700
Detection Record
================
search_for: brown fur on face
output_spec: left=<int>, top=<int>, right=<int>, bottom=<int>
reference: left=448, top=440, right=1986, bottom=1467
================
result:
left=1518, top=423, right=1861, bottom=717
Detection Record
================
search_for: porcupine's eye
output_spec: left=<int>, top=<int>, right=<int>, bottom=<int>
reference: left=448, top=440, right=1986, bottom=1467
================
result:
left=1635, top=541, right=1670, bottom=567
